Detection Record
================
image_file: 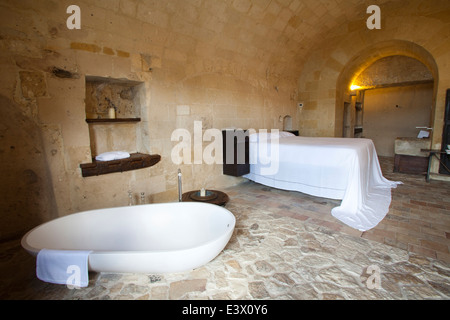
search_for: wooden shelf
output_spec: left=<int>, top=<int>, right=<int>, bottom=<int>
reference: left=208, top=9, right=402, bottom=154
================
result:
left=85, top=118, right=141, bottom=124
left=80, top=153, right=160, bottom=177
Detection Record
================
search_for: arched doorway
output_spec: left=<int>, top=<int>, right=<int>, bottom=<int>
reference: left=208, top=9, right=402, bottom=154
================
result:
left=347, top=55, right=434, bottom=157
left=336, top=40, right=439, bottom=158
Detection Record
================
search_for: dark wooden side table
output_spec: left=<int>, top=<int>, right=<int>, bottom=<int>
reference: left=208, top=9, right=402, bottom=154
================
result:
left=181, top=190, right=229, bottom=206
left=222, top=129, right=250, bottom=177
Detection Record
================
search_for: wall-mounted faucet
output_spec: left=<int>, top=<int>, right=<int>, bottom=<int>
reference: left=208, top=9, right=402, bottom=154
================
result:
left=178, top=169, right=182, bottom=202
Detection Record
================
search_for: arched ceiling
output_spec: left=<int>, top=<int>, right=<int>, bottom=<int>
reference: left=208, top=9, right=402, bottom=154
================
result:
left=354, top=55, right=433, bottom=88
left=3, top=0, right=449, bottom=86
left=126, top=0, right=450, bottom=84
left=129, top=0, right=396, bottom=81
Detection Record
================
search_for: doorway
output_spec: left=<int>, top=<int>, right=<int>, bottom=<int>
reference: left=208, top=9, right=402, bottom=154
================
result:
left=362, top=83, right=433, bottom=157
left=343, top=55, right=434, bottom=157
left=440, top=89, right=450, bottom=174
left=343, top=91, right=364, bottom=138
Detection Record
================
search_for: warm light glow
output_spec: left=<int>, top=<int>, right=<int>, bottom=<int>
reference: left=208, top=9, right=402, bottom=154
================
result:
left=350, top=84, right=361, bottom=91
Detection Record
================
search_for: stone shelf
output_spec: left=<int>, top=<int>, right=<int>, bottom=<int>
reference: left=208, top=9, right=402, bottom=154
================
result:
left=80, top=153, right=160, bottom=177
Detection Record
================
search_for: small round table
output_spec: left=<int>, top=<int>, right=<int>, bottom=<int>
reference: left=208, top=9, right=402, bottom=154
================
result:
left=181, top=190, right=229, bottom=206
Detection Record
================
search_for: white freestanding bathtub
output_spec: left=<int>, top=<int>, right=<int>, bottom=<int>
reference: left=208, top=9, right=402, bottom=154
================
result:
left=21, top=202, right=236, bottom=274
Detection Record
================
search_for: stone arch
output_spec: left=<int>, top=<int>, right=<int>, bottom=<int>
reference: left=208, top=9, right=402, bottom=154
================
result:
left=335, top=40, right=439, bottom=138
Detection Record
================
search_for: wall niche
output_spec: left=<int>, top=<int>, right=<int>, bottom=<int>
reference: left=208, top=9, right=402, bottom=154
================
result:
left=85, top=76, right=143, bottom=120
left=85, top=76, right=144, bottom=156
left=81, top=76, right=160, bottom=177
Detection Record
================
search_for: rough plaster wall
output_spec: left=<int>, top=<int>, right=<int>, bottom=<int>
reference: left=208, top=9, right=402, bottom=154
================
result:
left=85, top=81, right=141, bottom=119
left=0, top=95, right=57, bottom=240
left=363, top=83, right=433, bottom=157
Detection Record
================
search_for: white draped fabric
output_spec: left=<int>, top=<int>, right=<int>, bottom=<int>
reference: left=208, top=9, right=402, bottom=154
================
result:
left=244, top=134, right=401, bottom=231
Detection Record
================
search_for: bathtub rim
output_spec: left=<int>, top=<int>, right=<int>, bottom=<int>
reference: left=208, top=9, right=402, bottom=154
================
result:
left=21, top=201, right=236, bottom=257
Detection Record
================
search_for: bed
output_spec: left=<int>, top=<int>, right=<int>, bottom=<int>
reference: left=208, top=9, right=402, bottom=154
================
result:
left=243, top=131, right=401, bottom=231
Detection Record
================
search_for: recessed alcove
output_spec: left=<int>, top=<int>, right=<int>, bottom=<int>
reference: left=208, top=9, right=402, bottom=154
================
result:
left=81, top=76, right=160, bottom=177
left=346, top=55, right=434, bottom=156
left=85, top=76, right=143, bottom=120
left=283, top=115, right=292, bottom=131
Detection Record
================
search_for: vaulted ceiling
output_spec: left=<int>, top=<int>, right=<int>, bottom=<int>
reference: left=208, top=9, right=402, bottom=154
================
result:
left=130, top=0, right=385, bottom=79
left=123, top=0, right=449, bottom=81
left=3, top=0, right=449, bottom=85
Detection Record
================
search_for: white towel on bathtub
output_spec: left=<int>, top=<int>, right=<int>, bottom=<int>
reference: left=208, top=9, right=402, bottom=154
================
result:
left=95, top=151, right=130, bottom=161
left=36, top=249, right=92, bottom=287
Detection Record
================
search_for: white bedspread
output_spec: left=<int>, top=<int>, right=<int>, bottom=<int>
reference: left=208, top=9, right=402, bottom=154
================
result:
left=244, top=135, right=401, bottom=231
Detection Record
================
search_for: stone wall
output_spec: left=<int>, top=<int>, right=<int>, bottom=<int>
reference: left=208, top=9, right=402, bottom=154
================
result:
left=0, top=95, right=58, bottom=240
left=0, top=0, right=298, bottom=239
left=296, top=0, right=450, bottom=170
left=354, top=56, right=433, bottom=88
left=1, top=0, right=449, bottom=240
left=351, top=56, right=434, bottom=157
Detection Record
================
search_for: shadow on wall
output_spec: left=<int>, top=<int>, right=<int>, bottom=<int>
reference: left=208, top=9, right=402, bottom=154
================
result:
left=0, top=95, right=57, bottom=241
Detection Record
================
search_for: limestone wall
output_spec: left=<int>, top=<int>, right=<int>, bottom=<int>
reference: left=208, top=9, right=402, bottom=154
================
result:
left=296, top=0, right=450, bottom=169
left=354, top=55, right=433, bottom=88
left=1, top=0, right=449, bottom=240
left=0, top=0, right=298, bottom=239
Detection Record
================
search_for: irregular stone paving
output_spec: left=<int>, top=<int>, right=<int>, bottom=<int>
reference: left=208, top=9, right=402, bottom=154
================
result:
left=1, top=202, right=449, bottom=300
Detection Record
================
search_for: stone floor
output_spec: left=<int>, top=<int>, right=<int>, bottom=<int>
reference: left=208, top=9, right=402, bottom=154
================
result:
left=241, top=156, right=450, bottom=262
left=0, top=158, right=449, bottom=300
